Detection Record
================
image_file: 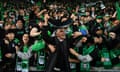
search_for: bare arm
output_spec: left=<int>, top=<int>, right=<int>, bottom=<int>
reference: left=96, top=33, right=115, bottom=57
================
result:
left=37, top=9, right=47, bottom=17
left=30, top=27, right=41, bottom=37
left=69, top=58, right=80, bottom=63
left=44, top=13, right=50, bottom=26
left=69, top=48, right=80, bottom=57
left=48, top=44, right=56, bottom=53
left=112, top=11, right=117, bottom=18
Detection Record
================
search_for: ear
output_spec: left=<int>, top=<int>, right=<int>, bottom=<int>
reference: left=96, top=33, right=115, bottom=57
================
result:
left=55, top=29, right=59, bottom=35
left=6, top=34, right=9, bottom=37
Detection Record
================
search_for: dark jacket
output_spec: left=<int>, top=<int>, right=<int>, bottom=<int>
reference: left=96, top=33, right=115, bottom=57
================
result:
left=45, top=37, right=71, bottom=72
left=1, top=39, right=16, bottom=66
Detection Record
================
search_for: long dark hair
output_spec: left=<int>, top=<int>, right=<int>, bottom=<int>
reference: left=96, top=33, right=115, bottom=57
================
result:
left=19, top=33, right=31, bottom=51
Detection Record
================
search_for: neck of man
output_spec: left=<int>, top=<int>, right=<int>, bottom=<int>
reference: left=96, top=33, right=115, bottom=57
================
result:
left=57, top=37, right=65, bottom=42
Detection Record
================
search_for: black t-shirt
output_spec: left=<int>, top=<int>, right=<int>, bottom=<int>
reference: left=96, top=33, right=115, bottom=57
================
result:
left=29, top=11, right=38, bottom=26
left=15, top=28, right=25, bottom=40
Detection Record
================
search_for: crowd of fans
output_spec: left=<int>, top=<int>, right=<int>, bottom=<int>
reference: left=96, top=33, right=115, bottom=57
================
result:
left=0, top=0, right=120, bottom=72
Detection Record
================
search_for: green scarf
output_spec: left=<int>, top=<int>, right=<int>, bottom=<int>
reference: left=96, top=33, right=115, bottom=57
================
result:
left=115, top=2, right=120, bottom=20
left=80, top=45, right=95, bottom=72
left=101, top=48, right=112, bottom=69
left=23, top=45, right=29, bottom=53
left=83, top=45, right=95, bottom=55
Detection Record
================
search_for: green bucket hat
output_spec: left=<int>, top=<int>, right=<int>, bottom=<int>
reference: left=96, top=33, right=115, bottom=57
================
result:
left=96, top=16, right=103, bottom=19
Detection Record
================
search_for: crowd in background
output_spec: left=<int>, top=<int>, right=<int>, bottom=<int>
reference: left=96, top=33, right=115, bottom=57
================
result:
left=0, top=0, right=120, bottom=72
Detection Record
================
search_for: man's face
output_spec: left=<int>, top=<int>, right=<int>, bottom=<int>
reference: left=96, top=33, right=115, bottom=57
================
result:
left=16, top=20, right=23, bottom=29
left=96, top=19, right=102, bottom=23
left=56, top=28, right=66, bottom=39
left=91, top=7, right=95, bottom=11
left=112, top=20, right=120, bottom=26
left=7, top=33, right=15, bottom=40
left=94, top=37, right=99, bottom=44
left=94, top=37, right=103, bottom=44
left=4, top=24, right=12, bottom=30
left=96, top=30, right=103, bottom=35
left=86, top=12, right=90, bottom=16
left=103, top=16, right=110, bottom=21
left=19, top=9, right=25, bottom=16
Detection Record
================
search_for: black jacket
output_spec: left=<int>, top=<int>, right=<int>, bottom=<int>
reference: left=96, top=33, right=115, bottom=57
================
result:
left=45, top=37, right=71, bottom=72
left=1, top=39, right=16, bottom=64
